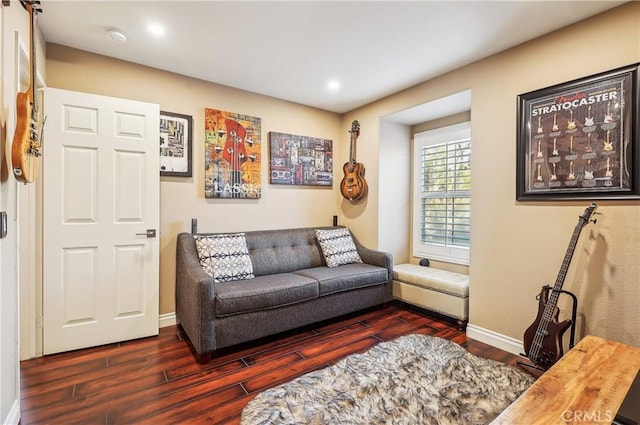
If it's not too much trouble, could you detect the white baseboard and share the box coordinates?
[3,399,20,425]
[466,323,524,356]
[159,312,177,328]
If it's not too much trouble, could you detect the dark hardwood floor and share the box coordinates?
[20,303,523,424]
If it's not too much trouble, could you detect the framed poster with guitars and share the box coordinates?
[12,0,44,184]
[521,203,598,375]
[340,120,367,201]
[516,63,640,200]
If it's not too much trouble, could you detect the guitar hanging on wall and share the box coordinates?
[12,0,45,184]
[522,203,598,374]
[340,120,367,201]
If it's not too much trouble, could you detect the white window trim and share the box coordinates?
[412,122,471,265]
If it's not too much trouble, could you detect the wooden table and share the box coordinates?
[492,335,640,425]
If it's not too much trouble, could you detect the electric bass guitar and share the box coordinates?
[340,120,367,201]
[12,0,44,184]
[522,203,598,373]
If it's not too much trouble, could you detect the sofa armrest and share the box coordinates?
[350,231,393,283]
[175,233,217,357]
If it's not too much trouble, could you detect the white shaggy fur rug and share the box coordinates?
[240,334,534,425]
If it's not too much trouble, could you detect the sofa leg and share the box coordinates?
[197,351,212,364]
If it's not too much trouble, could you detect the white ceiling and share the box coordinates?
[35,1,626,114]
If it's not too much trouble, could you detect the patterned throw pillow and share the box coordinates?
[315,228,363,268]
[193,233,254,282]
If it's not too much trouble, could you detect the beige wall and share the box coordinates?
[45,2,639,349]
[345,2,640,347]
[46,44,343,314]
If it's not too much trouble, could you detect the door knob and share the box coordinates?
[136,229,156,238]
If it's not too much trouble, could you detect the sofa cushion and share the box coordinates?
[245,228,325,276]
[194,233,254,283]
[393,263,469,297]
[315,228,362,267]
[294,263,387,296]
[215,273,319,317]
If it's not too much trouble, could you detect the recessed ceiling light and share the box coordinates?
[105,27,127,44]
[327,80,340,91]
[147,23,166,37]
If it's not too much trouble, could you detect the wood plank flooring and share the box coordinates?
[20,302,523,424]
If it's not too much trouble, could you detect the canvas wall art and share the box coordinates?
[204,108,262,198]
[269,131,333,186]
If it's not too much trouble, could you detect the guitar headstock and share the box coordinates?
[579,202,598,224]
[350,120,360,137]
[20,0,42,14]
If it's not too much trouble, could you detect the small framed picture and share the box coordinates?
[160,111,192,177]
[516,63,639,200]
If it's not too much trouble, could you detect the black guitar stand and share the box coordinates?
[546,285,578,350]
[518,285,579,377]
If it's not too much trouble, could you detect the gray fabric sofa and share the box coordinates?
[176,226,393,363]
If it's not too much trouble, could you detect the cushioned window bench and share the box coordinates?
[392,263,469,330]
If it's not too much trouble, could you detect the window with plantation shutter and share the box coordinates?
[413,122,471,264]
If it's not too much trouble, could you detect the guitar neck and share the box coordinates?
[348,131,356,165]
[351,139,356,163]
[347,120,360,167]
[26,1,37,105]
[550,221,585,293]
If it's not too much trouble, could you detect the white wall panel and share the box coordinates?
[62,247,97,326]
[62,147,97,223]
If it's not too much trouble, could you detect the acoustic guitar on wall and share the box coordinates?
[12,0,45,184]
[340,120,367,201]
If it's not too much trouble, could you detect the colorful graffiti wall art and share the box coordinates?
[204,108,262,199]
[269,132,333,186]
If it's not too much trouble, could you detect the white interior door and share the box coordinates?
[42,87,160,355]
